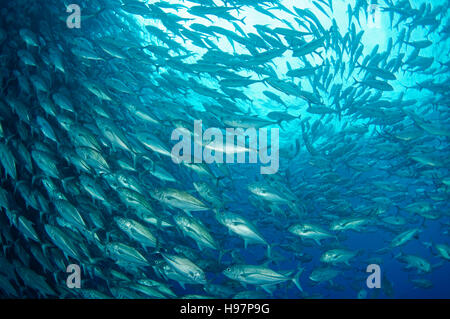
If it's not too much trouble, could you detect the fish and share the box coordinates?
[288,223,335,246]
[174,213,218,250]
[309,267,339,284]
[390,229,421,248]
[151,188,209,214]
[320,249,358,266]
[216,211,271,257]
[395,253,432,274]
[161,253,207,285]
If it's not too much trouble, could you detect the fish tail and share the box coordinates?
[291,268,304,292]
[215,175,226,187]
[61,176,76,193]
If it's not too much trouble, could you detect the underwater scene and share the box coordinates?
[0,0,449,299]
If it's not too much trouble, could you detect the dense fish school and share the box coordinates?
[0,0,449,298]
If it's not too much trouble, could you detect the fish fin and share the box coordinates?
[292,268,304,292]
